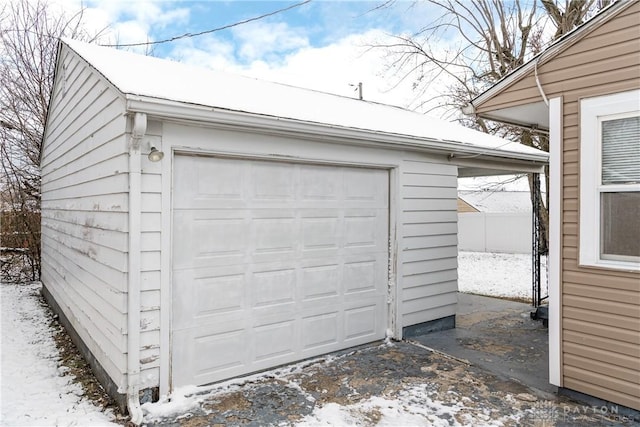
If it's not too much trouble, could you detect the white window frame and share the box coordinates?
[579,89,640,271]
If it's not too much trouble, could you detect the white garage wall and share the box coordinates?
[138,120,164,388]
[400,160,459,327]
[458,212,532,253]
[40,46,129,391]
[147,123,461,392]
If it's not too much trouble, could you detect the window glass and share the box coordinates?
[601,116,640,185]
[600,192,640,260]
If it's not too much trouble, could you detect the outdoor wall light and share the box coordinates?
[148,147,164,162]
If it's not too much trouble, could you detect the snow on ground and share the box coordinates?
[458,251,548,301]
[142,345,528,427]
[297,385,520,427]
[0,282,118,427]
[1,252,541,426]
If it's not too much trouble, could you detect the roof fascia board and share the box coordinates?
[471,1,630,109]
[454,156,545,174]
[125,95,549,168]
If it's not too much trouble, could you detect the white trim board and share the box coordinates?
[548,97,562,387]
[579,89,640,272]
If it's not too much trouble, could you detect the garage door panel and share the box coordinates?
[302,312,340,350]
[300,165,341,200]
[343,260,377,293]
[345,254,388,292]
[344,305,379,341]
[173,211,247,269]
[301,216,339,251]
[172,269,246,329]
[193,273,245,317]
[173,157,245,208]
[301,264,340,301]
[250,268,296,308]
[172,327,248,382]
[192,330,248,380]
[344,216,378,247]
[251,162,296,201]
[253,217,296,255]
[172,156,389,388]
[253,320,297,361]
[344,168,387,202]
[173,266,253,326]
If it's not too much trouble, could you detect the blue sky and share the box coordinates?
[57,0,458,112]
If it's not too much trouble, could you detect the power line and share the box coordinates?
[100,0,312,48]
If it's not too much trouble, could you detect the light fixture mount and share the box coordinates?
[148,147,164,162]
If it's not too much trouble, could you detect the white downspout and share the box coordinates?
[127,112,146,425]
[534,58,549,107]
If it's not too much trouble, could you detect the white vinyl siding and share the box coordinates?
[140,121,167,389]
[138,120,164,388]
[400,160,458,327]
[40,47,129,388]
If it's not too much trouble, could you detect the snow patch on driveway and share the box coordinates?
[298,384,522,426]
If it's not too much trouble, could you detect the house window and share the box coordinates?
[580,90,640,270]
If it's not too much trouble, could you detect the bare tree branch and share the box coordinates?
[369,0,608,252]
[0,0,99,281]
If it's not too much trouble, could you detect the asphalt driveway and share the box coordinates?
[140,293,638,426]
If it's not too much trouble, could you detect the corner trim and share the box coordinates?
[548,96,562,387]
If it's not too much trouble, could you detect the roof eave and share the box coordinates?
[475,110,550,133]
[125,94,548,172]
[469,0,631,112]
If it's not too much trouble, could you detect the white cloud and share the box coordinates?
[232,21,309,63]
[52,1,460,117]
[235,30,456,116]
[54,0,189,52]
[166,29,429,111]
[168,35,237,70]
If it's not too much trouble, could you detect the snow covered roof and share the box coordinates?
[459,191,534,213]
[60,38,548,168]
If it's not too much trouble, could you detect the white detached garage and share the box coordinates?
[40,38,547,420]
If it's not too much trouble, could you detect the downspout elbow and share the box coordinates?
[128,393,143,426]
[461,103,475,116]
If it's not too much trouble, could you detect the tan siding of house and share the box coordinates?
[475,2,640,411]
[457,198,479,213]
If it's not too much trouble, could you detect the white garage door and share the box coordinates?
[171,155,389,388]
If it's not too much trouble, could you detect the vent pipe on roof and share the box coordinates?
[350,82,363,100]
